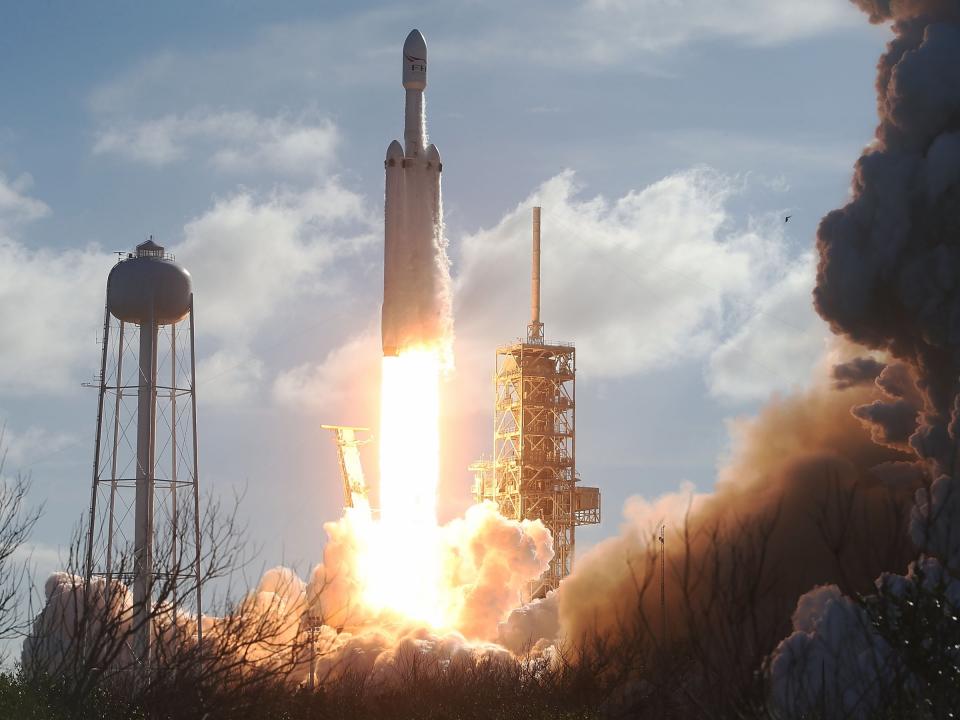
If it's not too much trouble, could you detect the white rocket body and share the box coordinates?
[382,29,444,357]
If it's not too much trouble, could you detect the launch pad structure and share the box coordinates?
[473,208,601,599]
[321,425,371,509]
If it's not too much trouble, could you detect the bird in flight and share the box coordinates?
[785,215,792,223]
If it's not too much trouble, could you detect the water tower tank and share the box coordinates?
[107,239,192,325]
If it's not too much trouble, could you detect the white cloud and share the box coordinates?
[648,128,863,176]
[0,172,49,230]
[0,422,77,467]
[196,349,264,406]
[86,1,864,120]
[455,168,794,380]
[0,106,377,412]
[577,0,861,57]
[11,541,61,576]
[0,168,110,400]
[0,129,374,400]
[93,110,339,176]
[272,332,380,423]
[288,168,824,424]
[172,180,375,347]
[0,237,109,394]
[705,252,830,402]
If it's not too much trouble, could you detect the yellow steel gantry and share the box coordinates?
[320,425,371,508]
[472,207,600,599]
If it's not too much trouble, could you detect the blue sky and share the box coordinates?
[0,1,891,588]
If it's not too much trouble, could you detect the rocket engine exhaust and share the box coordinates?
[382,29,447,357]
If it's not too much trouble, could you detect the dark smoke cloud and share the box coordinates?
[849,361,923,448]
[831,356,886,389]
[852,397,918,446]
[815,0,960,563]
[852,0,959,24]
[767,4,960,712]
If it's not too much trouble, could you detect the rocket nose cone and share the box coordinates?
[385,140,404,165]
[404,29,427,58]
[403,29,427,90]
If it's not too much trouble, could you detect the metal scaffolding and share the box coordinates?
[473,207,600,599]
[320,425,371,509]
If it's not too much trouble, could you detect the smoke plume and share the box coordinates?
[551,354,917,647]
[763,1,960,713]
[814,0,960,564]
[24,503,551,686]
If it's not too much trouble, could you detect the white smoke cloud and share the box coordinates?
[24,503,552,683]
[769,557,960,719]
[497,591,560,654]
[93,110,339,176]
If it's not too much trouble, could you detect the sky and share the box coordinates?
[0,1,892,594]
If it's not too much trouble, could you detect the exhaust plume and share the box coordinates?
[766,2,960,714]
[550,355,918,649]
[814,0,960,564]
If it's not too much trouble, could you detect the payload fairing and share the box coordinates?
[382,29,445,357]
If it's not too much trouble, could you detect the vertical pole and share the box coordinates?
[309,629,316,690]
[659,522,666,649]
[189,297,203,648]
[170,323,178,611]
[106,321,125,587]
[84,298,112,584]
[527,207,544,344]
[531,207,541,326]
[133,306,158,670]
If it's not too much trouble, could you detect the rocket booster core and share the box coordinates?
[382,29,444,358]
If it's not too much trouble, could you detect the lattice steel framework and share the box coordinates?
[83,276,202,668]
[473,207,599,599]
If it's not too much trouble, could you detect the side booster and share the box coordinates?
[382,29,443,357]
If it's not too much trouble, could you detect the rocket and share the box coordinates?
[382,29,444,357]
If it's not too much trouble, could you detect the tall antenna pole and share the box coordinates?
[527,206,544,344]
[658,521,666,650]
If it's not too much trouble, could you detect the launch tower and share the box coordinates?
[473,209,600,599]
[83,238,202,671]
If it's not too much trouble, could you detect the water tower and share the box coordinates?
[83,238,202,670]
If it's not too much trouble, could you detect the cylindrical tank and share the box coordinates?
[107,239,192,325]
